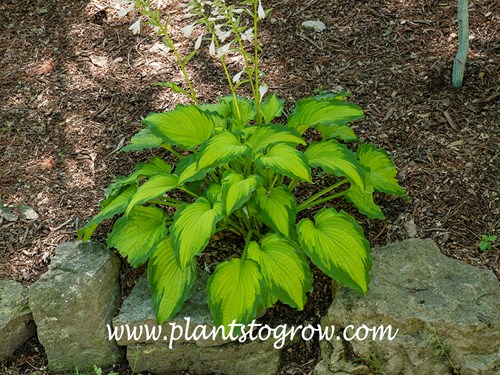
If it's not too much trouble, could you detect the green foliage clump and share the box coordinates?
[78,0,406,331]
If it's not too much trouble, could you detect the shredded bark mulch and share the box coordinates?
[1,0,498,374]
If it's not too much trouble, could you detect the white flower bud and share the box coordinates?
[128,19,141,34]
[241,28,254,42]
[217,42,232,57]
[259,84,268,101]
[181,23,196,37]
[258,1,266,20]
[194,34,203,50]
[232,70,244,83]
[209,36,216,56]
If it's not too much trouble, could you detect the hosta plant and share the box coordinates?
[79,0,406,332]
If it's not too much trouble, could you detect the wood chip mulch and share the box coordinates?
[1,0,498,374]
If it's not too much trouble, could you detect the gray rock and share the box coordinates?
[28,242,123,371]
[128,340,280,375]
[115,274,281,375]
[315,239,500,375]
[0,280,35,362]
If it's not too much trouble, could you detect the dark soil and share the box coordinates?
[1,0,498,374]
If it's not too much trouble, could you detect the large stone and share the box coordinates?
[114,275,281,375]
[315,239,500,375]
[28,242,123,371]
[0,280,35,362]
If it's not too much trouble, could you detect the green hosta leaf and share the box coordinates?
[305,141,365,189]
[297,208,371,294]
[221,96,256,129]
[247,234,312,309]
[108,206,167,267]
[221,171,260,216]
[197,132,250,170]
[356,144,406,197]
[315,123,358,142]
[202,100,231,118]
[345,185,385,219]
[254,186,296,238]
[125,174,179,215]
[105,157,171,198]
[175,154,211,185]
[148,237,197,324]
[122,128,165,152]
[313,91,351,101]
[260,94,284,124]
[78,185,137,242]
[245,125,306,152]
[288,97,364,135]
[207,257,264,330]
[171,198,223,269]
[205,184,222,205]
[256,144,311,182]
[261,289,278,309]
[144,105,215,149]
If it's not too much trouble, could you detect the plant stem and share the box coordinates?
[226,221,247,238]
[140,1,199,105]
[179,186,199,198]
[288,179,298,191]
[228,17,256,95]
[253,0,262,124]
[162,30,199,105]
[162,144,182,159]
[242,229,254,260]
[297,179,348,211]
[297,191,347,212]
[270,173,279,189]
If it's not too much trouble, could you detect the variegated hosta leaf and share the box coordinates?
[122,128,164,152]
[202,100,231,119]
[104,157,171,198]
[261,288,278,309]
[171,198,223,269]
[247,234,312,309]
[144,105,215,149]
[148,237,197,324]
[256,144,312,182]
[356,144,406,197]
[221,96,256,129]
[315,123,358,142]
[288,97,364,135]
[260,94,285,124]
[207,257,264,331]
[201,101,230,131]
[205,183,222,205]
[297,208,371,293]
[345,185,385,219]
[78,185,137,242]
[245,124,306,153]
[197,131,250,170]
[221,170,260,216]
[305,141,365,190]
[254,186,296,238]
[175,154,210,185]
[107,206,167,268]
[125,174,179,215]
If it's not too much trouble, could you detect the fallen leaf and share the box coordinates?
[90,55,108,68]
